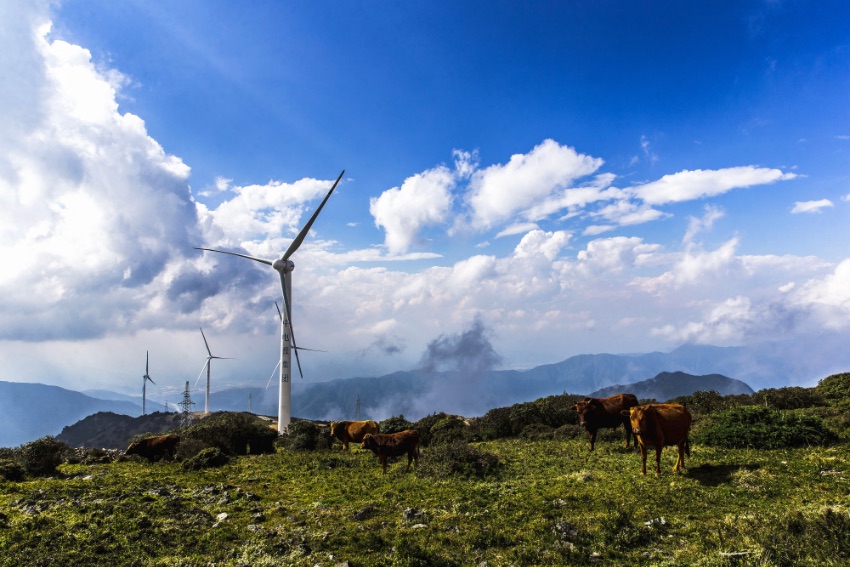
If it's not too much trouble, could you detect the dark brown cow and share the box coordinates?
[124,433,180,462]
[622,404,692,475]
[574,393,639,451]
[329,420,380,451]
[360,430,420,474]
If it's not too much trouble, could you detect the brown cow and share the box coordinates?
[329,420,380,451]
[124,433,180,462]
[622,404,692,475]
[360,430,420,474]
[574,393,639,451]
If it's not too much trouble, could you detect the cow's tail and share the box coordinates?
[685,438,691,457]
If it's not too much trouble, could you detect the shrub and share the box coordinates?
[175,437,209,461]
[19,436,69,476]
[695,406,837,449]
[752,387,826,410]
[816,372,850,403]
[379,414,414,434]
[182,447,229,470]
[668,390,729,415]
[475,407,513,440]
[554,423,586,440]
[280,420,323,451]
[0,458,25,481]
[181,412,278,456]
[413,413,468,446]
[521,423,555,440]
[415,442,500,479]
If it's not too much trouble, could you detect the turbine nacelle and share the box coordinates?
[272,259,295,272]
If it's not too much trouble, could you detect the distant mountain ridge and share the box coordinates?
[0,381,142,447]
[589,371,754,400]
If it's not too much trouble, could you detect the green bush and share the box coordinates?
[816,372,850,403]
[413,413,468,446]
[19,436,69,476]
[521,423,555,440]
[695,406,837,449]
[752,387,826,410]
[668,390,733,415]
[181,412,278,456]
[475,406,513,440]
[280,420,323,451]
[379,414,414,434]
[0,458,25,481]
[473,395,579,440]
[182,447,230,470]
[415,442,500,479]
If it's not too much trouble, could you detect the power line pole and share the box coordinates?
[178,381,195,427]
[355,394,361,420]
[248,390,253,414]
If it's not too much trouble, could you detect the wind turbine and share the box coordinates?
[195,169,344,433]
[142,351,155,415]
[196,327,232,415]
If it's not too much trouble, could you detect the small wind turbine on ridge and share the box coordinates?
[142,351,155,415]
[195,327,232,415]
[195,169,343,433]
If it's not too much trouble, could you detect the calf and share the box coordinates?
[330,420,380,451]
[622,404,692,475]
[124,433,180,462]
[360,430,420,474]
[574,393,639,451]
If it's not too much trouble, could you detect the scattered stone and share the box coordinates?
[353,506,376,521]
[590,551,603,561]
[553,521,579,542]
[252,512,266,522]
[411,523,427,529]
[645,517,667,528]
[403,507,425,522]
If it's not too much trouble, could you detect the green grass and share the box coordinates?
[2,435,849,566]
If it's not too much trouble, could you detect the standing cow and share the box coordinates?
[622,404,692,475]
[574,393,639,451]
[329,420,380,451]
[124,434,180,462]
[360,430,420,474]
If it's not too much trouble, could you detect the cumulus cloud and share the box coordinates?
[791,199,833,214]
[369,165,454,255]
[465,139,604,230]
[683,205,725,245]
[632,166,796,205]
[0,5,201,340]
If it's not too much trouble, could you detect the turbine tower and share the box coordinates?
[195,170,343,433]
[142,351,155,415]
[196,327,232,415]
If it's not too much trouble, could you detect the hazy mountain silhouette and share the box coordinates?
[589,371,754,400]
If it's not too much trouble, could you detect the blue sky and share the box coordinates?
[1,1,849,404]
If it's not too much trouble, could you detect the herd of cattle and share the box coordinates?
[124,394,692,476]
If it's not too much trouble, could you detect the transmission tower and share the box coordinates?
[248,390,253,414]
[354,394,361,420]
[178,381,195,427]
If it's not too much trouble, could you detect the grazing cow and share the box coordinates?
[360,430,420,474]
[124,433,180,462]
[574,393,639,451]
[329,420,380,451]
[621,404,692,475]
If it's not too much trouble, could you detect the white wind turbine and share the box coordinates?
[196,170,344,433]
[195,327,232,415]
[142,351,155,415]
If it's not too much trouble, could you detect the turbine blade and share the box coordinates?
[194,360,210,387]
[210,356,233,360]
[293,346,327,353]
[282,170,344,261]
[274,301,282,320]
[195,247,274,266]
[293,340,304,379]
[146,350,149,374]
[265,360,281,389]
[200,327,212,356]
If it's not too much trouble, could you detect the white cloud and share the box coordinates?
[683,205,725,245]
[791,199,833,214]
[843,193,850,202]
[369,165,454,255]
[466,139,603,230]
[632,166,796,205]
[495,222,540,238]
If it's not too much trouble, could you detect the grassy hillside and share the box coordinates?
[1,436,849,565]
[2,378,850,565]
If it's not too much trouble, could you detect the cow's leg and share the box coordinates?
[342,440,349,452]
[623,422,632,448]
[655,446,662,475]
[588,430,596,451]
[675,443,685,472]
[381,455,387,474]
[407,451,413,471]
[640,445,647,475]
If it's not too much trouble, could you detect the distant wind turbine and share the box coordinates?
[196,170,344,432]
[142,351,155,415]
[195,327,232,415]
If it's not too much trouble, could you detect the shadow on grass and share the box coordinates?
[687,463,761,486]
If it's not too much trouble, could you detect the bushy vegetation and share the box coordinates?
[18,436,69,476]
[474,393,580,440]
[181,447,230,470]
[279,420,325,451]
[180,412,278,456]
[413,413,469,446]
[695,405,837,449]
[0,458,25,481]
[752,386,827,410]
[414,442,500,479]
[379,414,414,434]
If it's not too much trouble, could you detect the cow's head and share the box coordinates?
[360,433,377,452]
[621,405,653,436]
[329,422,340,437]
[124,441,140,456]
[574,397,598,426]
